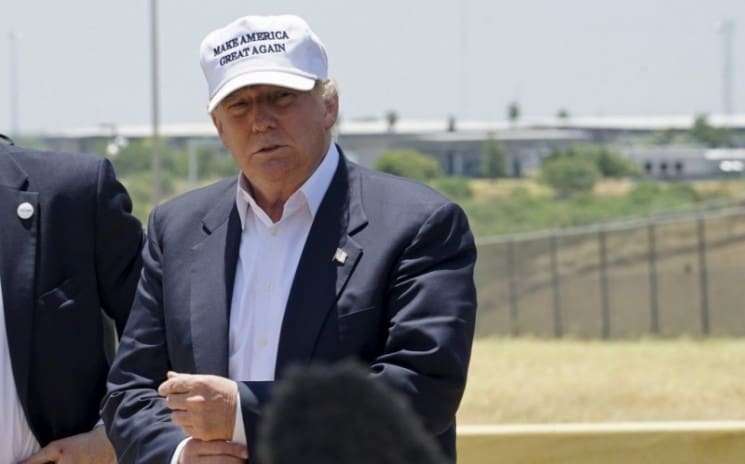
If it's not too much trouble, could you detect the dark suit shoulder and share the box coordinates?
[350,162,454,225]
[149,176,237,239]
[6,146,105,192]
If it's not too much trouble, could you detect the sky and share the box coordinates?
[1,0,744,133]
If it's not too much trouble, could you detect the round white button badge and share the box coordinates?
[17,202,34,220]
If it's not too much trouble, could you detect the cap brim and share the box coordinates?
[207,71,316,113]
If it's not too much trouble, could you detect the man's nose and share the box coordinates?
[251,101,276,132]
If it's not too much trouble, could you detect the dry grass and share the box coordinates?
[469,178,745,202]
[458,337,745,425]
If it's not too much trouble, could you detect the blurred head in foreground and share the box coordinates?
[258,362,448,464]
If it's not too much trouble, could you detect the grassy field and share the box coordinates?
[460,178,745,237]
[458,337,745,425]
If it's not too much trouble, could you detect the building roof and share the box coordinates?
[38,113,745,139]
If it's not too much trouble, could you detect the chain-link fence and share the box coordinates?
[474,207,745,338]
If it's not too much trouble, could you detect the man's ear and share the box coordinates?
[211,111,224,137]
[323,94,339,130]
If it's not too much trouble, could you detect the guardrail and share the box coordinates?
[457,422,745,463]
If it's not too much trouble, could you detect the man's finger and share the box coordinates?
[166,392,192,410]
[21,444,62,464]
[193,440,249,459]
[159,375,194,396]
[171,410,194,428]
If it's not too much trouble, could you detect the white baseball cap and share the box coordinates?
[200,15,328,113]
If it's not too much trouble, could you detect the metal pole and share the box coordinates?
[719,19,735,115]
[9,32,19,137]
[150,0,162,203]
[550,234,563,338]
[458,0,468,118]
[598,229,611,339]
[647,223,660,335]
[697,217,710,335]
[507,240,519,336]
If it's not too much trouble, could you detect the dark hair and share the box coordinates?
[258,362,448,464]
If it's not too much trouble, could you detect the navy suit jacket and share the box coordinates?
[103,151,477,463]
[0,142,143,446]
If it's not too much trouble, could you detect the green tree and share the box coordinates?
[108,139,188,178]
[541,156,600,197]
[548,145,639,178]
[375,150,442,181]
[690,113,732,147]
[507,101,520,124]
[385,110,399,132]
[480,138,507,178]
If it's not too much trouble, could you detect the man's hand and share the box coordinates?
[178,439,248,464]
[21,425,115,464]
[159,371,239,441]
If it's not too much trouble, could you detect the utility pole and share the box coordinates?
[719,19,735,115]
[458,0,468,120]
[9,32,20,137]
[150,0,162,203]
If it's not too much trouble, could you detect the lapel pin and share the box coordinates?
[17,202,34,220]
[333,248,348,264]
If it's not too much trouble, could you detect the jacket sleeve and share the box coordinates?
[370,201,477,435]
[102,207,187,464]
[93,158,144,335]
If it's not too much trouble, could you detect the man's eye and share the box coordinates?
[274,92,296,105]
[228,101,249,113]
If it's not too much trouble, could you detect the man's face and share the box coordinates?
[211,83,338,191]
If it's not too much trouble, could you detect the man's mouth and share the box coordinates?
[255,144,283,155]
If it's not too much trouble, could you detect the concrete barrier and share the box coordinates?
[457,422,745,463]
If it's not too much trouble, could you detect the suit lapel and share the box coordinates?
[0,150,38,414]
[189,183,241,376]
[276,155,368,375]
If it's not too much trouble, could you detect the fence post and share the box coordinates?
[507,239,519,336]
[598,229,611,339]
[550,234,563,338]
[647,222,660,335]
[697,217,710,336]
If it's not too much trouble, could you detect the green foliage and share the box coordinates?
[541,156,600,197]
[690,114,732,148]
[480,138,507,178]
[374,150,442,181]
[108,140,188,178]
[460,180,724,237]
[429,177,473,200]
[548,144,640,178]
[120,172,176,222]
[507,101,520,123]
[196,147,238,178]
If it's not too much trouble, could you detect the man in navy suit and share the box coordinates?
[103,15,477,464]
[0,136,143,463]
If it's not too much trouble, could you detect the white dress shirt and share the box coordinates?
[171,144,339,462]
[0,275,41,462]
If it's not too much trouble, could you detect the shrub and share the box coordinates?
[429,177,473,200]
[541,156,600,197]
[375,150,442,181]
[480,139,507,178]
[548,145,640,178]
